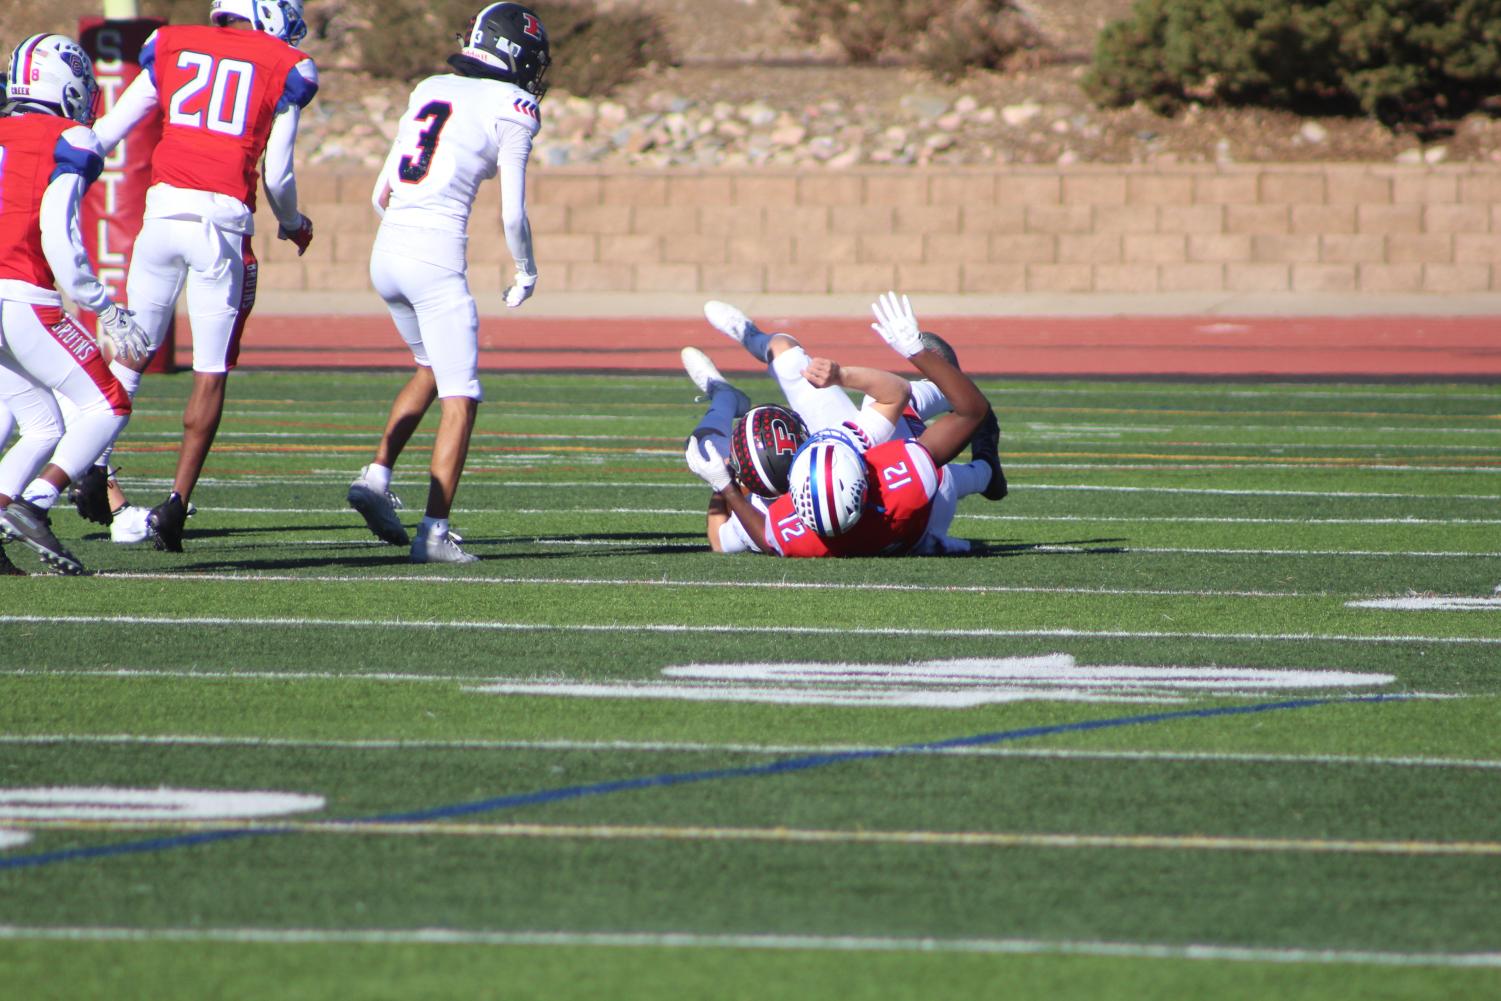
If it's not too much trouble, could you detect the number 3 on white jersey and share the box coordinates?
[168,51,255,136]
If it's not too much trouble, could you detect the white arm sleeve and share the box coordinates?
[91,71,159,155]
[262,106,303,232]
[496,119,536,275]
[39,174,111,313]
[370,143,399,219]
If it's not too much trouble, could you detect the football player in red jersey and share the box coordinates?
[0,34,151,574]
[685,292,1005,558]
[78,0,317,552]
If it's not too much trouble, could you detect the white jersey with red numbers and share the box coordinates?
[139,24,316,207]
[763,438,942,558]
[0,113,107,308]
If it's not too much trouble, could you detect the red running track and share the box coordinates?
[204,313,1501,380]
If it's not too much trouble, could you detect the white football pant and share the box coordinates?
[127,215,257,374]
[0,299,130,493]
[370,241,482,401]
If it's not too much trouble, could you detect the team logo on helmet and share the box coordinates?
[730,405,808,498]
[448,3,551,97]
[788,429,869,539]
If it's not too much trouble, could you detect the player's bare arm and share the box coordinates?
[802,357,912,429]
[870,291,990,468]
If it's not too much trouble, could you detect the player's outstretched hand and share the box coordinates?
[870,290,923,358]
[685,435,733,493]
[278,214,314,256]
[504,270,538,308]
[97,303,150,364]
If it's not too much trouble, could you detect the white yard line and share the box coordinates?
[0,616,1496,646]
[89,571,1308,599]
[104,475,1501,501]
[129,506,1501,526]
[3,733,1497,771]
[0,924,1494,968]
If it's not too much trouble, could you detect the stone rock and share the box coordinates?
[1001,101,1042,127]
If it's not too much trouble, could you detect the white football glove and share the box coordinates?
[97,303,150,364]
[870,290,924,358]
[504,269,538,308]
[685,435,733,493]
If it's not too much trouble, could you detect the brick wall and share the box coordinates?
[255,163,1501,295]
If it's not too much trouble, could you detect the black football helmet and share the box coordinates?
[448,2,551,97]
[730,405,809,499]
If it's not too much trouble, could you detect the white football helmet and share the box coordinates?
[788,430,869,539]
[6,34,100,125]
[210,0,308,45]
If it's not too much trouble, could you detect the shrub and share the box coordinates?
[1085,0,1501,126]
[786,0,1043,78]
[352,0,671,96]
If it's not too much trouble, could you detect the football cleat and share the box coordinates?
[68,464,114,526]
[348,468,410,546]
[109,504,152,544]
[410,528,478,564]
[787,429,868,538]
[703,300,760,345]
[680,347,751,415]
[0,543,27,576]
[0,499,84,575]
[969,409,1008,501]
[730,404,808,498]
[918,330,961,369]
[146,492,188,552]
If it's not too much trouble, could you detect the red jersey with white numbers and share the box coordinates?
[0,114,104,290]
[141,25,316,206]
[764,439,941,558]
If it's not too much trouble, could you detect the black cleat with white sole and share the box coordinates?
[147,492,188,552]
[0,499,84,574]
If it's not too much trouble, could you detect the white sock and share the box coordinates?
[418,515,448,538]
[21,480,61,510]
[363,463,393,492]
[947,460,992,499]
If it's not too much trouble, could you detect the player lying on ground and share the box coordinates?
[67,0,317,552]
[345,2,549,564]
[683,293,1006,557]
[0,34,151,575]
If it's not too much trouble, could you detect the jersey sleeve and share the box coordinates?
[138,29,160,83]
[51,126,105,185]
[275,58,319,114]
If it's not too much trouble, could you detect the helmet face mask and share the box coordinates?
[730,405,808,499]
[787,430,869,539]
[6,34,100,125]
[448,2,551,97]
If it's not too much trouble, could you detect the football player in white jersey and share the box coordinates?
[345,2,548,564]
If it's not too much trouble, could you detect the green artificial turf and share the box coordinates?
[1,370,1498,999]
